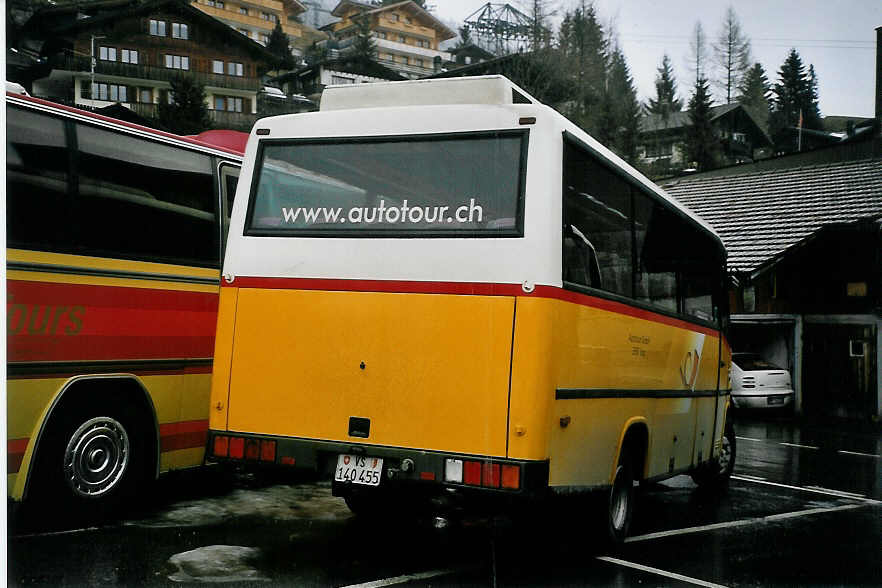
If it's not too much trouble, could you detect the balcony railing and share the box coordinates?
[50,55,262,92]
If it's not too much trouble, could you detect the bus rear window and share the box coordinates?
[245,131,527,237]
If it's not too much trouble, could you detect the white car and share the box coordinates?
[730,352,794,409]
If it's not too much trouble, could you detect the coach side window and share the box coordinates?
[563,140,633,297]
[6,107,73,252]
[73,123,219,267]
[633,195,678,313]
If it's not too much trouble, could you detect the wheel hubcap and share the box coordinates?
[64,417,129,498]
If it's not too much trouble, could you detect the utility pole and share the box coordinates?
[90,34,106,102]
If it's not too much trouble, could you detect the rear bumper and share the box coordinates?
[731,390,794,409]
[207,430,550,497]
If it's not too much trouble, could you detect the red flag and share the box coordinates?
[798,109,804,129]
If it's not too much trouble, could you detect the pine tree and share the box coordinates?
[266,22,295,70]
[600,45,641,164]
[685,77,720,171]
[351,14,377,63]
[737,62,772,134]
[157,75,212,135]
[558,2,606,133]
[769,48,822,152]
[712,6,751,103]
[646,54,682,118]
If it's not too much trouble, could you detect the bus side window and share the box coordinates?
[563,224,602,289]
[6,107,73,252]
[73,124,219,268]
[562,141,633,297]
[634,196,678,313]
[220,164,240,256]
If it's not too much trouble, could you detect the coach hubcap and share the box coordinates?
[64,417,130,498]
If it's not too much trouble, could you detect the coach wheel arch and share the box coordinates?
[24,375,160,503]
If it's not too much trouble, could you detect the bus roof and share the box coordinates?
[319,75,539,111]
[6,92,245,157]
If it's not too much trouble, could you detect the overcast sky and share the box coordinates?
[431,0,879,118]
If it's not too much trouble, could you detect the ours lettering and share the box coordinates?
[7,294,84,336]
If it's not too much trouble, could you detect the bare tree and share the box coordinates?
[713,6,751,104]
[687,21,708,87]
[524,0,557,51]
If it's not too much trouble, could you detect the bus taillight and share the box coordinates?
[213,435,230,457]
[445,459,521,490]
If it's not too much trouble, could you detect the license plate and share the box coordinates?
[768,396,785,405]
[335,454,383,486]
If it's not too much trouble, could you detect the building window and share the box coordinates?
[389,13,399,21]
[398,34,406,43]
[239,28,250,37]
[401,55,409,64]
[644,142,673,158]
[215,96,243,112]
[405,17,412,24]
[121,49,138,64]
[149,19,166,36]
[139,89,152,103]
[261,11,272,20]
[98,46,117,61]
[172,23,189,39]
[91,83,127,102]
[165,54,190,70]
[238,6,247,15]
[207,0,225,8]
[227,62,243,76]
[417,39,429,48]
[212,60,224,74]
[259,33,270,45]
[415,58,423,67]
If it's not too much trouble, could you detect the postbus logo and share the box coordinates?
[680,349,701,389]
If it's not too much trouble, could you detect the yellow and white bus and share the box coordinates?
[6,92,244,517]
[207,76,734,542]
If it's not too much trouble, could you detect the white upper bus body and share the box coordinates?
[224,75,723,286]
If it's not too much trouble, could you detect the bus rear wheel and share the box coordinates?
[30,398,148,523]
[605,449,636,544]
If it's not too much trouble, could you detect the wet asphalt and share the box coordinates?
[7,414,882,587]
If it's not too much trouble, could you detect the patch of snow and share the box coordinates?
[168,545,269,583]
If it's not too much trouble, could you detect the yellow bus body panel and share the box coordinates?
[209,286,240,432]
[224,288,515,457]
[508,296,720,487]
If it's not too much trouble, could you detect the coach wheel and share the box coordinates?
[64,416,130,498]
[606,449,636,544]
[31,397,149,521]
